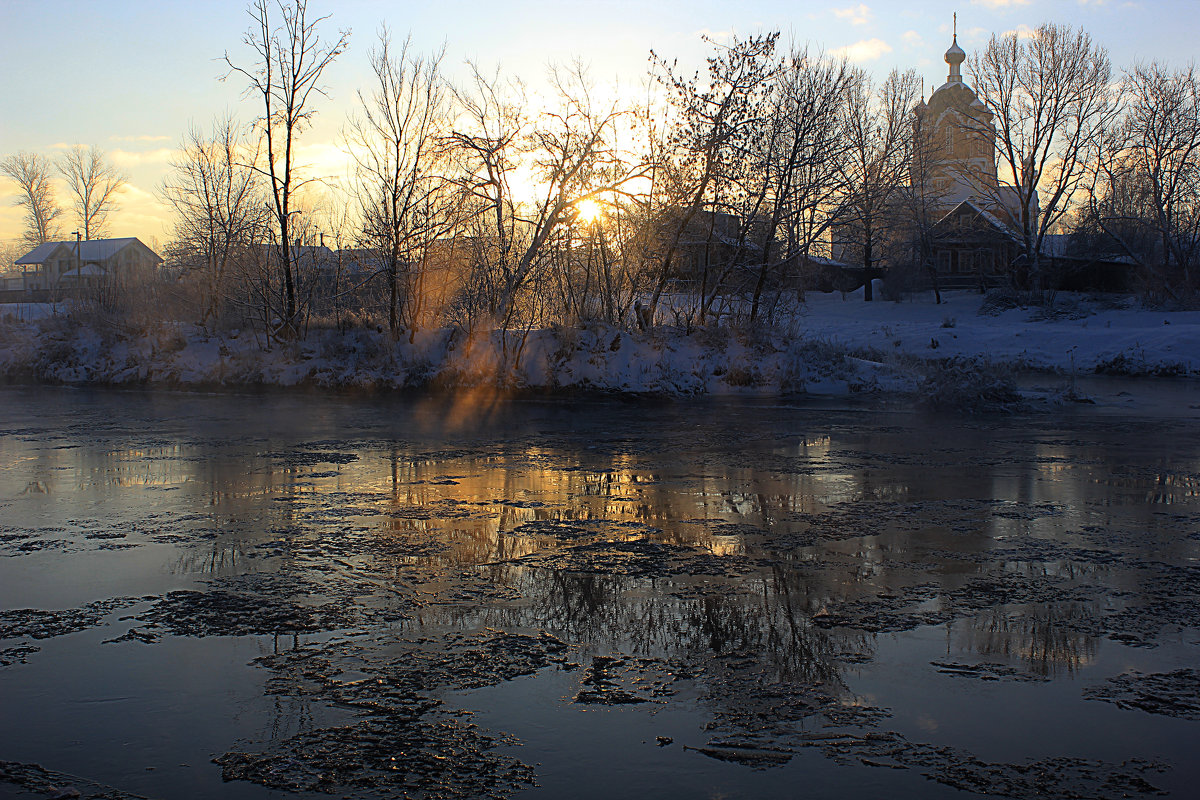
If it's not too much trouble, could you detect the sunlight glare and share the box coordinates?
[575,198,603,225]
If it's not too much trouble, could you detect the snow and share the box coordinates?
[0,290,1196,408]
[798,289,1199,375]
[0,303,57,322]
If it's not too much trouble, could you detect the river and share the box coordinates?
[1,385,1198,799]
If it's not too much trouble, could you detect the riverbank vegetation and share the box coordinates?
[2,2,1199,403]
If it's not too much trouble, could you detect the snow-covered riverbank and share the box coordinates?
[1,290,1196,403]
[798,289,1199,376]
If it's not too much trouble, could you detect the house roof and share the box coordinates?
[1041,233,1136,265]
[934,199,1023,244]
[15,237,159,265]
[13,242,63,265]
[803,254,855,270]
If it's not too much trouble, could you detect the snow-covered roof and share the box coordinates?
[13,242,62,265]
[1041,234,1136,265]
[934,199,1023,243]
[804,254,855,269]
[15,237,158,265]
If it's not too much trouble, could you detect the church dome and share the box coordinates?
[944,32,966,84]
[945,37,965,68]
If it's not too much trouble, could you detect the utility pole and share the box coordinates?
[72,230,81,290]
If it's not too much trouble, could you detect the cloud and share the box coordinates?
[110,148,178,168]
[902,30,924,48]
[833,4,873,25]
[971,0,1031,7]
[116,182,158,202]
[108,182,173,241]
[109,135,172,144]
[1002,24,1039,39]
[832,38,893,62]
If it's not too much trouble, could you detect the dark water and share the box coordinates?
[1,386,1198,799]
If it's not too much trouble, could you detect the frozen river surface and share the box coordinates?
[1,386,1198,799]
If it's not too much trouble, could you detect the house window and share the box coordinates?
[938,252,951,274]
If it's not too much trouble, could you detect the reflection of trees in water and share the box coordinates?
[15,394,1200,799]
[436,562,870,688]
[69,402,1191,697]
[169,430,1128,694]
[956,601,1099,676]
[169,543,246,578]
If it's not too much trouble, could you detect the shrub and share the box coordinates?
[979,289,1021,316]
[722,366,758,387]
[918,357,1022,412]
[1094,351,1188,377]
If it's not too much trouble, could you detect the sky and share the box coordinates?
[1,0,1198,252]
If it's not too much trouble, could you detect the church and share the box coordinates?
[910,24,1031,289]
[828,24,1037,293]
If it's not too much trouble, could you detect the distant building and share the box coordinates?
[911,32,1029,228]
[830,26,1040,292]
[924,200,1023,289]
[665,210,760,284]
[1039,233,1135,293]
[13,237,162,294]
[911,28,1034,288]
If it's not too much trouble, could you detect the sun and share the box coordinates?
[574,198,603,225]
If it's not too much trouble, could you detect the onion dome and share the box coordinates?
[945,35,965,83]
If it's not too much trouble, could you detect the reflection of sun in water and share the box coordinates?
[575,198,603,224]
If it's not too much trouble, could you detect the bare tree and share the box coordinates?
[160,117,266,324]
[836,68,920,301]
[1,152,63,246]
[57,145,125,240]
[224,0,349,334]
[346,29,451,339]
[971,23,1118,288]
[0,240,22,275]
[901,91,952,302]
[1091,63,1200,297]
[747,47,853,320]
[645,33,780,321]
[449,62,645,334]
